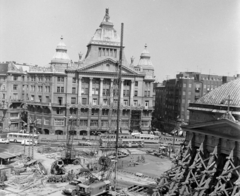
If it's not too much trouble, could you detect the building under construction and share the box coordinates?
[153,77,240,196]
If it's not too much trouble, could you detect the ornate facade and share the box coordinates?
[0,9,155,136]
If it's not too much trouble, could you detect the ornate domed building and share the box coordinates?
[2,9,155,136]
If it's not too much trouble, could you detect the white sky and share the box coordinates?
[0,0,240,81]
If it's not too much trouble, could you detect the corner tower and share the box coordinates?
[51,36,71,72]
[137,44,154,77]
[83,9,128,65]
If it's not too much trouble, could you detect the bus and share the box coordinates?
[131,133,159,144]
[100,133,144,148]
[7,133,39,144]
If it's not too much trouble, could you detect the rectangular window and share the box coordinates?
[113,99,118,106]
[38,86,43,92]
[46,76,51,82]
[44,119,50,125]
[135,81,138,87]
[54,119,64,126]
[38,96,42,102]
[147,91,150,97]
[72,87,76,94]
[124,100,128,106]
[145,101,149,107]
[13,84,18,90]
[80,120,88,127]
[101,120,109,127]
[10,113,18,119]
[113,89,118,96]
[57,77,64,82]
[46,96,50,102]
[37,119,42,124]
[81,88,88,95]
[72,77,76,83]
[92,88,99,95]
[134,100,138,106]
[92,98,98,105]
[82,98,87,105]
[144,91,147,97]
[58,97,62,105]
[90,120,98,127]
[45,86,50,92]
[57,87,60,93]
[61,87,64,93]
[71,97,76,104]
[103,99,108,105]
[102,110,109,116]
[31,95,35,101]
[13,76,18,81]
[134,90,138,96]
[69,108,76,115]
[56,108,63,114]
[2,94,5,99]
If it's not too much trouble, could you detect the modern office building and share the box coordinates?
[153,72,236,132]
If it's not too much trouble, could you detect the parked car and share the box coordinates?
[0,138,9,144]
[21,140,37,146]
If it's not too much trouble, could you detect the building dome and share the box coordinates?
[51,36,70,64]
[195,77,240,106]
[138,44,154,70]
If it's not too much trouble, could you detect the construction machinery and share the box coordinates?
[50,117,81,176]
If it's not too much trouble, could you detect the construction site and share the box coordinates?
[0,137,174,196]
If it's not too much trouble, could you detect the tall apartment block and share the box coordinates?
[0,9,155,136]
[154,72,237,132]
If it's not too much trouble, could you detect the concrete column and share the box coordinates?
[34,75,37,102]
[110,79,114,105]
[120,80,124,105]
[78,77,82,105]
[99,78,103,105]
[130,80,134,106]
[89,78,93,104]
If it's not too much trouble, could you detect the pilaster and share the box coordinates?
[99,78,103,105]
[130,80,134,106]
[89,78,93,104]
[78,77,82,104]
[110,79,114,104]
[120,80,124,105]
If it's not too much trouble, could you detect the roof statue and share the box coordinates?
[78,52,83,61]
[104,8,110,22]
[129,56,135,68]
[131,56,134,64]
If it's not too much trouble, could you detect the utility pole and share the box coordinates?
[114,22,124,191]
[28,115,31,158]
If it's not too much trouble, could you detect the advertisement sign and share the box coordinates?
[160,135,185,145]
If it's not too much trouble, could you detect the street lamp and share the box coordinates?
[172,118,183,154]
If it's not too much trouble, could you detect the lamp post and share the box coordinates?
[172,118,183,154]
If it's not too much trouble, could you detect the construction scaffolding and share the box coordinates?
[153,139,240,196]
